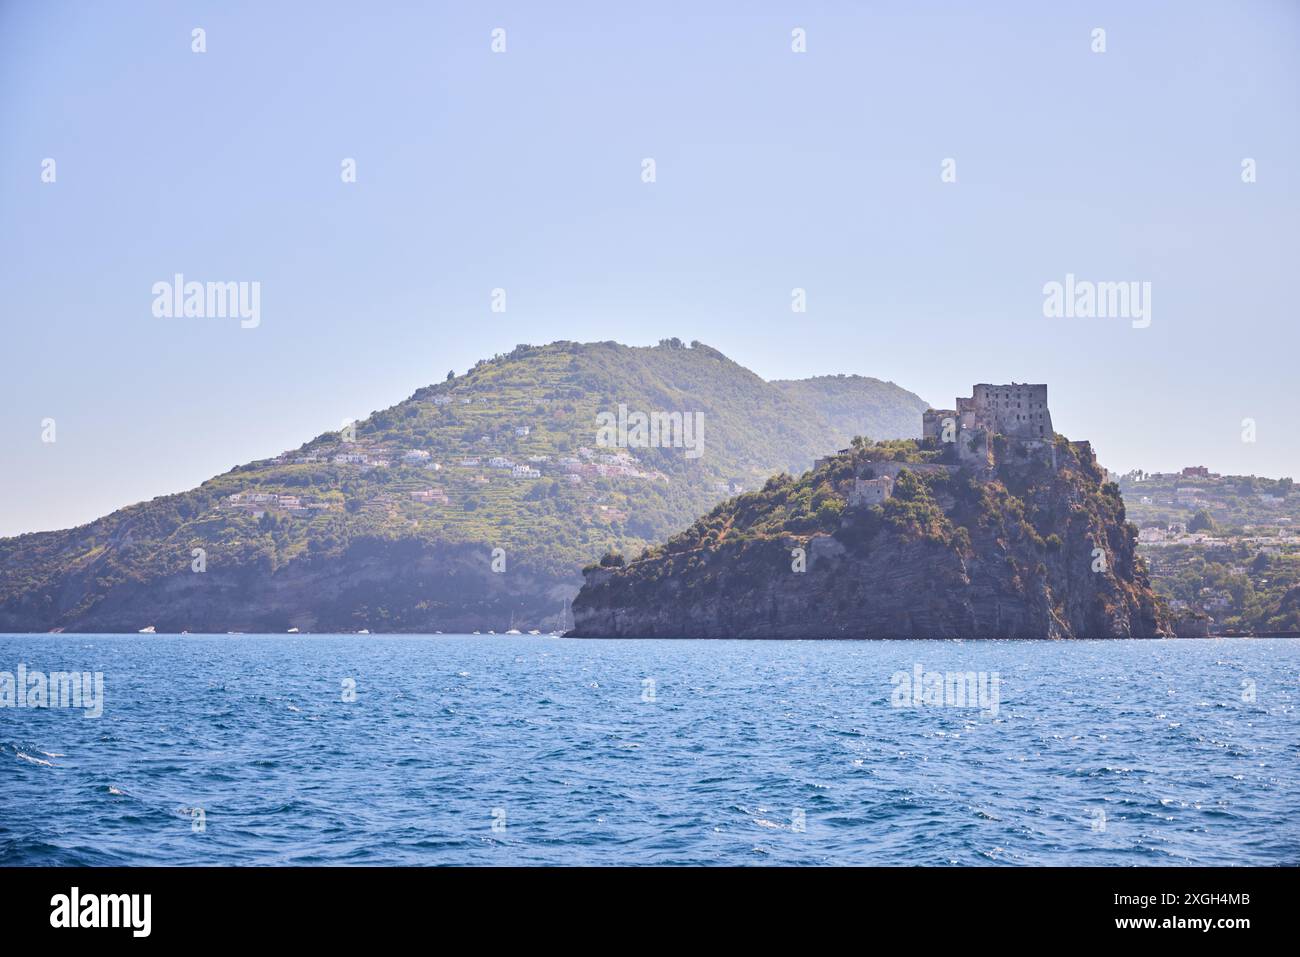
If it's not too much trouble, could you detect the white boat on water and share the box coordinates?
[472,630,481,635]
[287,627,299,634]
[528,629,541,636]
[357,629,370,635]
[505,629,522,635]
[138,626,156,634]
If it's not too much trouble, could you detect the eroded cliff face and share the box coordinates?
[569,438,1169,639]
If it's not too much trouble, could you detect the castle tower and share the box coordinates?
[922,409,957,441]
[968,383,1052,438]
[923,383,1054,462]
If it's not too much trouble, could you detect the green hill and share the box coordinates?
[0,339,928,634]
[772,375,928,447]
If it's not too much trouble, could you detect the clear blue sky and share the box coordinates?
[2,0,1297,537]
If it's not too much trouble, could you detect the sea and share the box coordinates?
[1,634,1296,866]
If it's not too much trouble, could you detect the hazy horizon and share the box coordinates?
[4,0,1298,537]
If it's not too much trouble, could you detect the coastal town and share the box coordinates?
[1118,467,1299,634]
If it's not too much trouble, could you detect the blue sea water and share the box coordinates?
[1,634,1297,866]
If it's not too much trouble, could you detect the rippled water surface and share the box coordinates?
[1,635,1297,865]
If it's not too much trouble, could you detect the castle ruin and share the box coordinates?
[848,475,894,507]
[835,383,1058,507]
[924,383,1052,442]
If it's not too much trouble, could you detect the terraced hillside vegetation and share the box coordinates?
[0,339,928,633]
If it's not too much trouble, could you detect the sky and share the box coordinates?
[2,0,1298,537]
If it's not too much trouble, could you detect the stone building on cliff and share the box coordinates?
[923,384,1055,468]
[838,383,1058,500]
[925,383,1052,442]
[848,475,894,506]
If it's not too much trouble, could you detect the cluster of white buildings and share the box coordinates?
[282,444,393,469]
[1137,522,1187,544]
[1138,526,1231,548]
[1137,521,1300,551]
[439,444,662,484]
[224,492,332,516]
[258,398,672,516]
[563,446,660,481]
[283,442,451,472]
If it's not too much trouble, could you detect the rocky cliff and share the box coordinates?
[569,435,1170,639]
